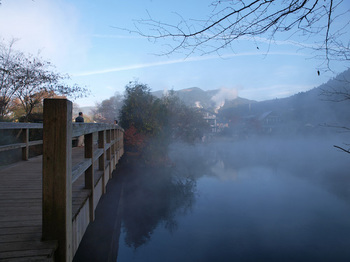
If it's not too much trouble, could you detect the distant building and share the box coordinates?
[203,113,217,133]
[258,111,282,133]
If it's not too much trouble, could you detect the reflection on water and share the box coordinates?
[74,136,350,262]
[121,165,196,249]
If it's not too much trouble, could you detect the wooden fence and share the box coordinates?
[0,122,43,161]
[0,98,124,261]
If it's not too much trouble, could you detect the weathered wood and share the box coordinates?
[0,140,43,152]
[1,256,53,262]
[72,158,92,183]
[106,130,112,180]
[0,148,123,262]
[22,128,29,160]
[0,103,124,262]
[72,123,123,137]
[111,129,116,168]
[0,240,57,252]
[42,99,73,262]
[0,232,42,243]
[98,130,106,194]
[93,148,104,162]
[0,122,43,129]
[84,133,94,222]
[0,246,56,260]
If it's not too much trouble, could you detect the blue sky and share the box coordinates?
[0,0,349,107]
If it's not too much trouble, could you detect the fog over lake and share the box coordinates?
[74,134,350,262]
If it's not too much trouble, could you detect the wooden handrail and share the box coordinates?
[0,122,43,161]
[0,100,125,262]
[0,122,43,129]
[72,122,123,137]
[40,98,124,261]
[0,140,43,152]
[0,121,123,161]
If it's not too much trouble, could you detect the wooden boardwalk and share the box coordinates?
[0,99,124,261]
[0,147,99,261]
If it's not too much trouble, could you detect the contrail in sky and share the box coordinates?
[73,52,307,77]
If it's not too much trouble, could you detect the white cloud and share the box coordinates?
[0,0,90,69]
[91,34,143,39]
[73,52,307,77]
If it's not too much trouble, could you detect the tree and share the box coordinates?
[0,39,89,121]
[119,81,163,135]
[127,0,349,66]
[119,81,164,154]
[0,39,23,117]
[119,82,209,163]
[161,90,210,143]
[93,93,123,123]
[319,69,350,154]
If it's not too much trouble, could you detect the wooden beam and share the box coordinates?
[84,133,94,222]
[98,131,106,194]
[72,123,122,137]
[0,122,42,129]
[22,128,29,161]
[42,98,73,262]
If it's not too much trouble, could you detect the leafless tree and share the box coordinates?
[0,39,89,120]
[320,74,350,102]
[320,70,350,153]
[126,0,349,66]
[0,39,23,117]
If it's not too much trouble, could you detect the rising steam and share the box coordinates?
[211,88,238,112]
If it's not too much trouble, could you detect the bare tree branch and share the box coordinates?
[334,145,350,154]
[120,0,350,64]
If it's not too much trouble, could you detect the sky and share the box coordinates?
[0,0,349,107]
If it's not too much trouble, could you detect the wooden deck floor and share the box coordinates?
[0,147,91,262]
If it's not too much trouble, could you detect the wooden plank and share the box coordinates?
[22,128,29,160]
[42,98,72,262]
[0,232,42,243]
[72,158,92,183]
[72,123,121,137]
[0,143,25,152]
[0,117,124,262]
[0,122,43,130]
[0,226,41,236]
[1,257,53,262]
[0,220,41,228]
[93,148,104,162]
[0,140,42,153]
[84,133,94,222]
[0,240,57,252]
[0,248,55,260]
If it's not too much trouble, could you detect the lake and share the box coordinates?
[74,135,350,262]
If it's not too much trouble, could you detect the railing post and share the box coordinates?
[42,98,73,262]
[116,129,120,162]
[84,133,95,222]
[106,129,112,179]
[111,128,116,168]
[22,128,29,160]
[98,130,106,193]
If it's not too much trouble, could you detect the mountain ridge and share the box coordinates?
[152,87,256,112]
[151,69,350,115]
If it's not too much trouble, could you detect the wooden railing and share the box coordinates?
[0,122,43,161]
[0,98,124,261]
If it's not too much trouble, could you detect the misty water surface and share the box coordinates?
[74,135,350,262]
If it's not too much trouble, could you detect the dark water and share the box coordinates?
[74,136,350,262]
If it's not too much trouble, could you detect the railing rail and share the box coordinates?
[0,122,43,160]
